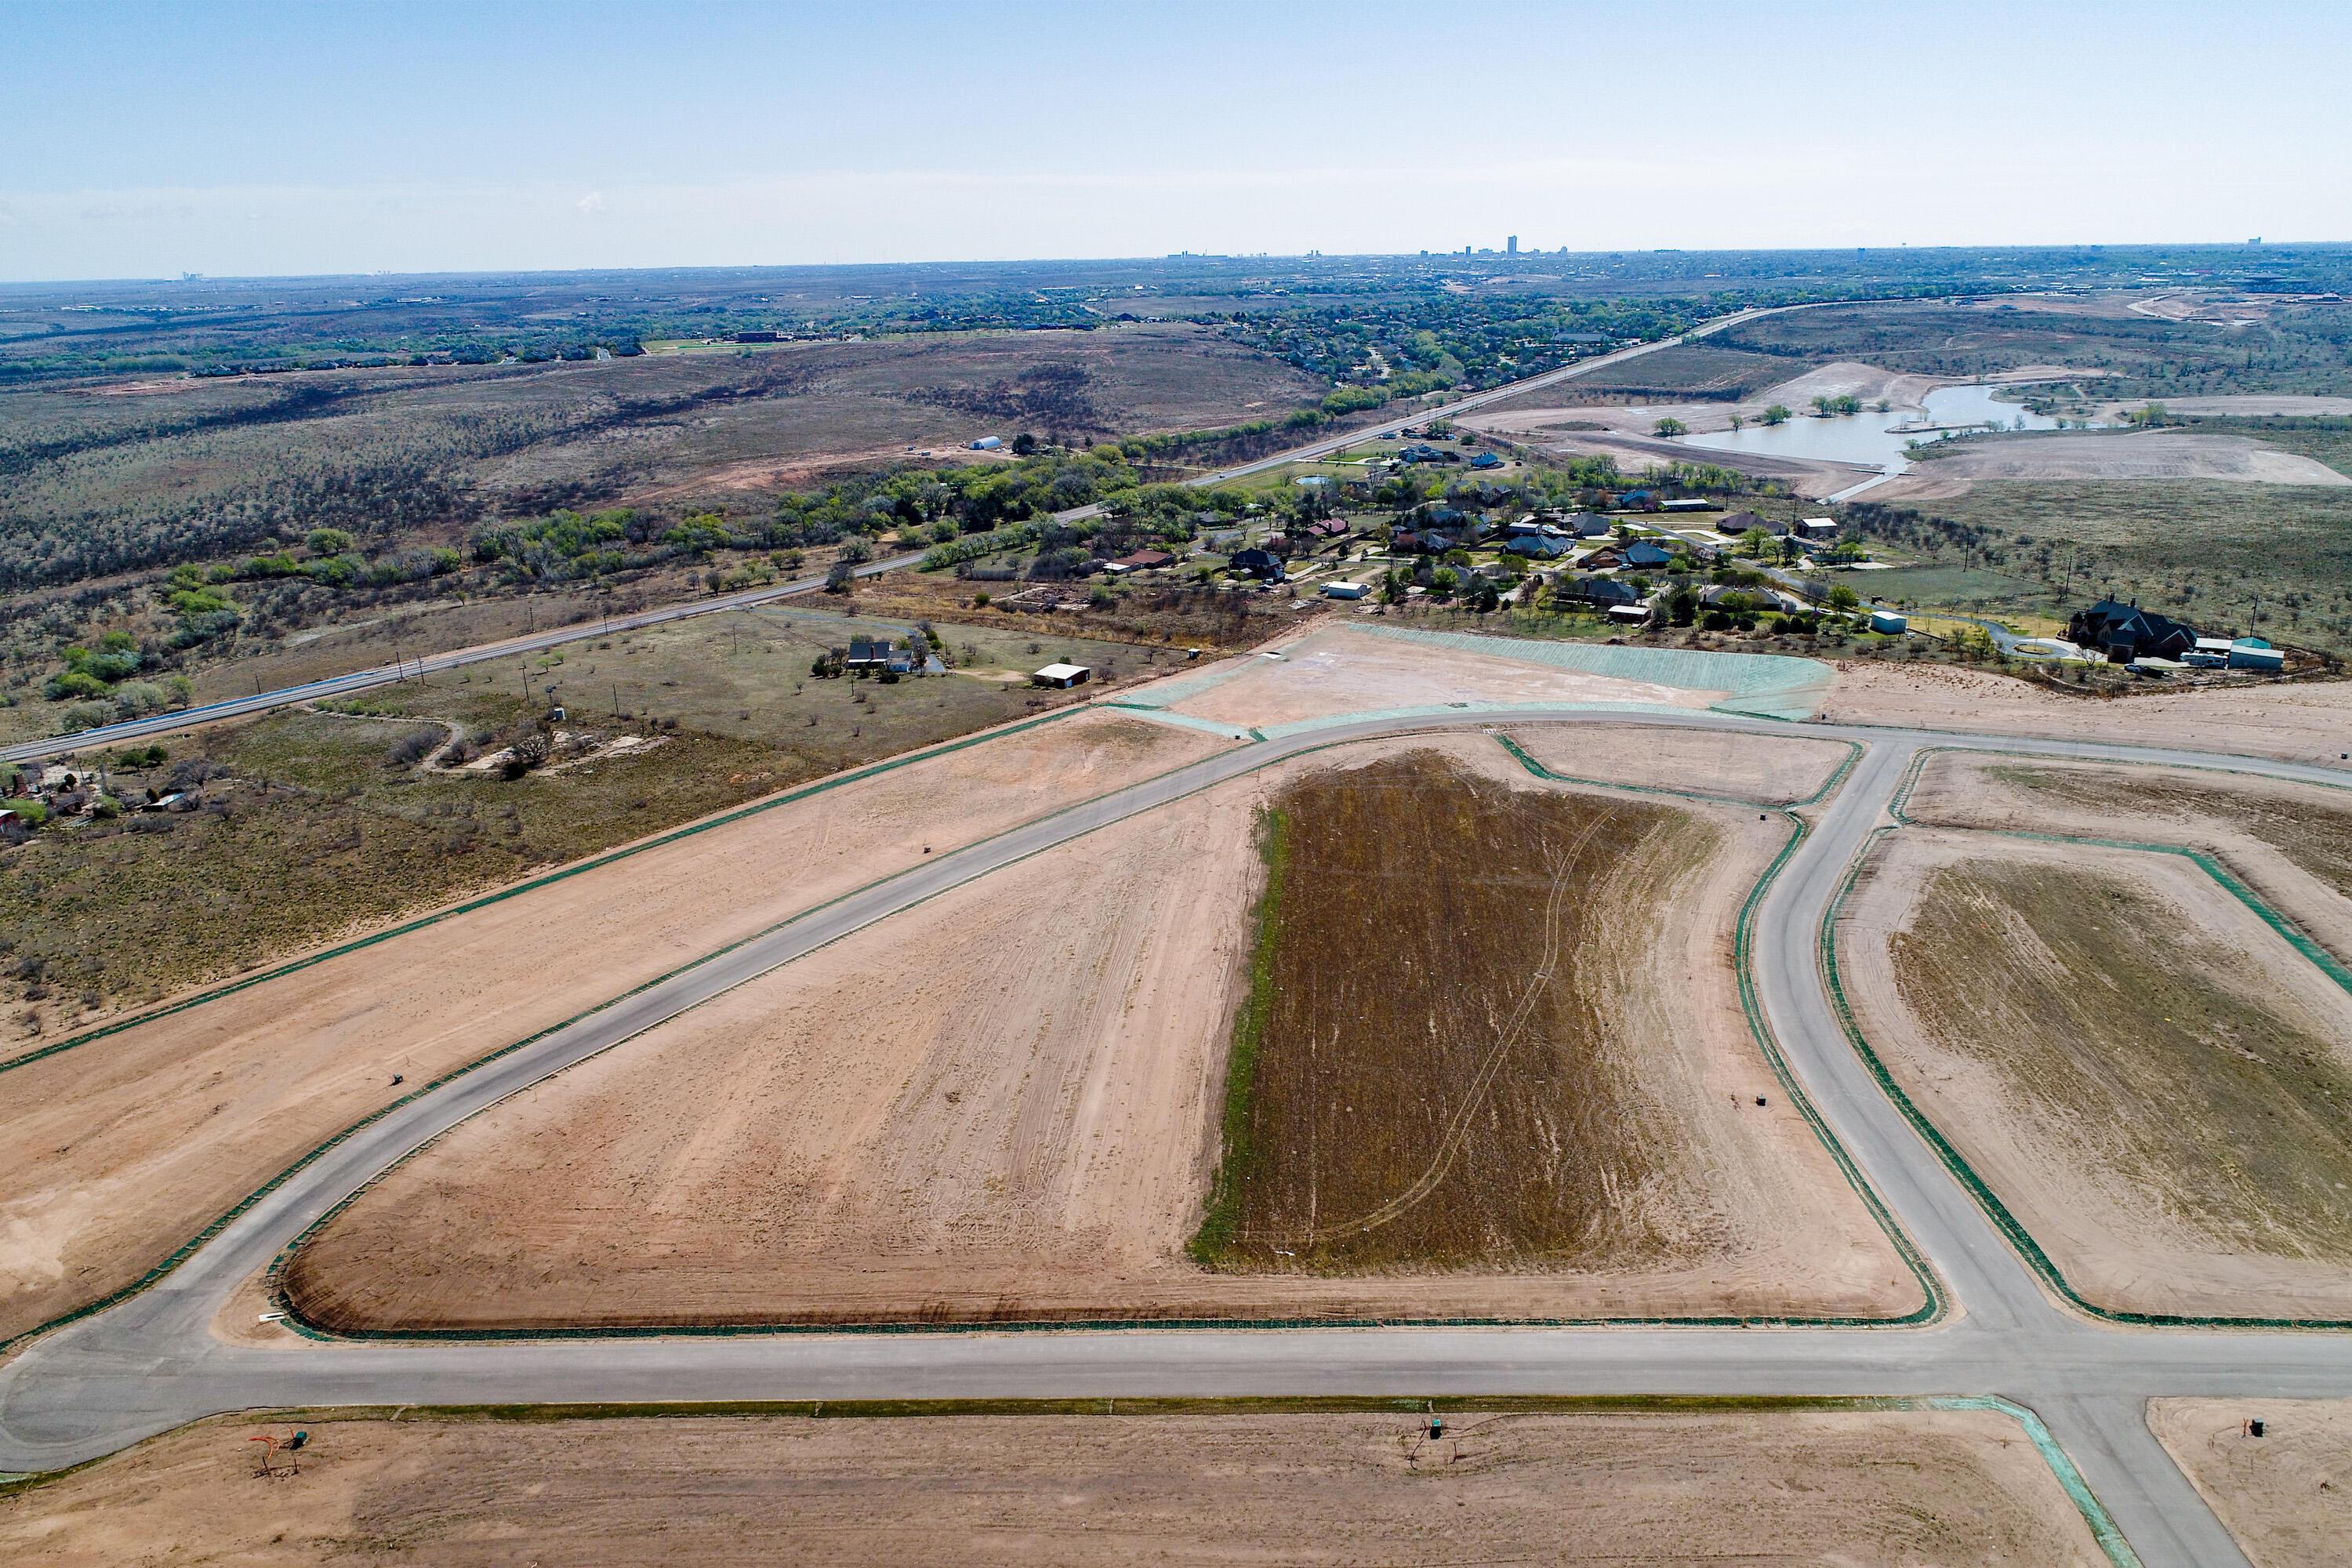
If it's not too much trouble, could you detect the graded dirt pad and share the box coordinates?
[0,712,1229,1344]
[0,1407,2105,1568]
[1839,830,2352,1317]
[1506,721,1852,803]
[285,735,1913,1330]
[2148,1398,2352,1567]
[1169,626,1724,729]
[1904,752,2352,961]
[1909,430,2351,485]
[1817,659,2352,769]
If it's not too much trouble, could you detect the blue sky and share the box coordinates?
[5,0,2347,281]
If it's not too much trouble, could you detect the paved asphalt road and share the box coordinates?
[8,704,2352,1564]
[0,307,1788,768]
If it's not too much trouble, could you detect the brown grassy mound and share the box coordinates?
[1196,752,1708,1272]
[1842,831,2352,1316]
[0,1407,2107,1568]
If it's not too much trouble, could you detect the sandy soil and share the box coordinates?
[2149,1398,2352,1567]
[1169,627,1724,729]
[0,1406,2104,1567]
[2098,394,2352,419]
[0,713,1232,1345]
[1905,431,2349,485]
[1904,752,2352,961]
[1817,660,2352,770]
[285,735,1915,1330]
[1507,721,1852,803]
[1839,830,2352,1318]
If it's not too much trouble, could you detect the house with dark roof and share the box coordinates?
[1500,534,1574,559]
[2067,599,2200,662]
[1557,575,1643,607]
[1469,452,1504,469]
[1229,546,1284,580]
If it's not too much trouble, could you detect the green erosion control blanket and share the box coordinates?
[1339,623,1831,721]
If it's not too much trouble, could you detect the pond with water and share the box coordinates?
[1671,384,2091,498]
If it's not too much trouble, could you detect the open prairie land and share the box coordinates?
[1903,753,2352,960]
[0,1406,2106,1568]
[0,324,1323,593]
[283,737,1914,1332]
[2150,1399,2352,1568]
[0,604,1147,1029]
[0,711,1229,1345]
[1838,830,2352,1317]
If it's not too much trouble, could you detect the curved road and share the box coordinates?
[2,305,1791,768]
[9,710,2350,1561]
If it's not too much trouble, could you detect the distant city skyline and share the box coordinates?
[5,0,2349,282]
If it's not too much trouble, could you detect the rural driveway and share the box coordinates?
[2,304,1798,766]
[7,705,2352,1565]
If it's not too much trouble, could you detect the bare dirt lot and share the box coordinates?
[1840,829,2352,1318]
[0,711,1229,1344]
[1816,659,2352,770]
[1902,430,2350,486]
[2150,1398,2352,1567]
[0,1405,2106,1568]
[1506,721,1853,803]
[1167,626,1725,729]
[1904,753,2352,962]
[285,735,1914,1332]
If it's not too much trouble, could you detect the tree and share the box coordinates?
[1740,525,1774,558]
[1827,584,1860,612]
[824,559,857,594]
[1467,576,1501,613]
[1761,405,1792,426]
[1378,567,1406,605]
[1728,413,1744,432]
[1011,432,1038,456]
[306,527,354,556]
[1652,416,1688,437]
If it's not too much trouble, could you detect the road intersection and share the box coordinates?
[5,705,2350,1566]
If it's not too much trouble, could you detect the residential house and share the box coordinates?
[1557,576,1644,607]
[2067,599,2200,662]
[1229,547,1284,580]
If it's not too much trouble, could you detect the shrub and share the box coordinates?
[43,670,109,702]
[109,681,169,718]
[56,701,113,733]
[306,527,356,555]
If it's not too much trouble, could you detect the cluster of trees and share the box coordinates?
[39,628,195,731]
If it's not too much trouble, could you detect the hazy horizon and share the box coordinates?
[8,0,2350,284]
